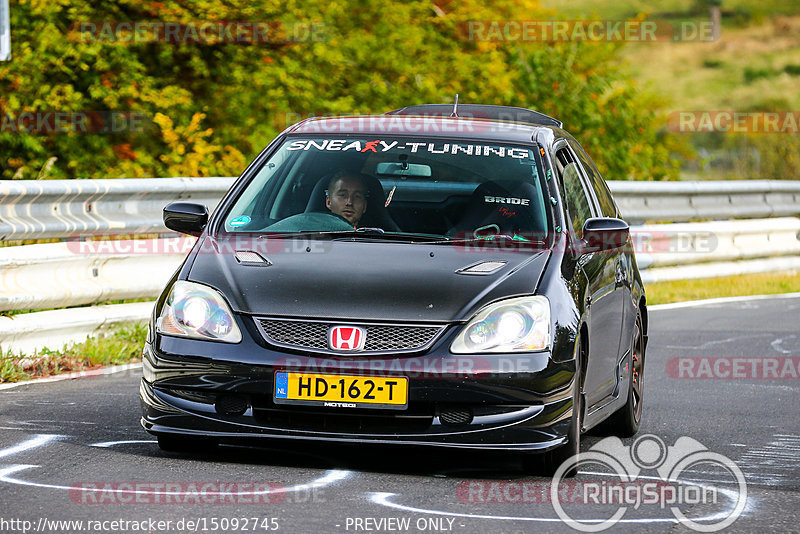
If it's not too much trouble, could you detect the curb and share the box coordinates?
[0,362,142,391]
[649,292,800,311]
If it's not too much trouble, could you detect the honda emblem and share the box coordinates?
[328,326,366,351]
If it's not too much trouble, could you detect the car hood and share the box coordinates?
[187,237,550,323]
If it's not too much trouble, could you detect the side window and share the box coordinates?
[568,139,618,217]
[555,147,594,239]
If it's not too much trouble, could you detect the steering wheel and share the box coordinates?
[262,211,356,232]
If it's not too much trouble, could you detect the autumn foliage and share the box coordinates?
[0,0,680,180]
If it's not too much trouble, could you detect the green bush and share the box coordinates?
[784,64,800,76]
[743,66,775,83]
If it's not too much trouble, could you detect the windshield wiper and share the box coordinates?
[438,235,546,247]
[258,230,446,242]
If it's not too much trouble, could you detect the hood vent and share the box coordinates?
[455,260,507,275]
[234,250,271,265]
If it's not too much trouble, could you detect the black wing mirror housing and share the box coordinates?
[163,202,209,236]
[581,217,630,253]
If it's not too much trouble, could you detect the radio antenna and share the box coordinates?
[450,94,459,117]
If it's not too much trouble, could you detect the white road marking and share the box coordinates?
[0,464,350,496]
[662,333,772,350]
[0,434,62,459]
[90,440,156,448]
[770,336,795,354]
[737,434,800,487]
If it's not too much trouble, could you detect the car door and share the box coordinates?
[555,141,625,410]
[569,139,636,355]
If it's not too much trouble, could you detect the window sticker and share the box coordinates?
[286,139,533,160]
[229,215,251,227]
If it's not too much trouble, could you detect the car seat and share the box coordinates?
[448,180,546,240]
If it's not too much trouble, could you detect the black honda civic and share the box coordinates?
[140,104,648,474]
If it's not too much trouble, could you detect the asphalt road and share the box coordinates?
[1,294,798,534]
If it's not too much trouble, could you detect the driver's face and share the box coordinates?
[326,176,367,226]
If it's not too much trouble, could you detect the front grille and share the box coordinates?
[261,320,328,350]
[255,318,444,355]
[439,406,474,426]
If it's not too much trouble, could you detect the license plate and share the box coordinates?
[274,372,408,410]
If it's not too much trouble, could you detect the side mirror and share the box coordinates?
[582,217,629,253]
[163,202,209,236]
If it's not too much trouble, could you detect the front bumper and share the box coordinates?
[140,328,577,452]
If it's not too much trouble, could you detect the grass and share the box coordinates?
[621,17,800,112]
[537,1,800,113]
[645,270,800,305]
[540,0,800,22]
[0,322,147,383]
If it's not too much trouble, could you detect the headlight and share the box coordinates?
[156,281,242,343]
[450,296,550,353]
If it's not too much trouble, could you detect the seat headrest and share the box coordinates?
[450,180,545,238]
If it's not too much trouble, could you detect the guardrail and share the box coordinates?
[1,178,799,355]
[0,177,234,240]
[610,180,800,224]
[0,238,189,311]
[3,178,800,240]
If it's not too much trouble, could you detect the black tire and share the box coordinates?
[157,434,217,453]
[524,334,585,478]
[606,312,645,437]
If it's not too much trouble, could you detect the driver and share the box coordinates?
[326,171,368,227]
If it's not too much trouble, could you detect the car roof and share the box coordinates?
[387,104,562,128]
[284,104,566,145]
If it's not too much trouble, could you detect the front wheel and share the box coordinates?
[524,335,584,477]
[606,312,645,437]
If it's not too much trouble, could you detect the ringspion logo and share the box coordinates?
[551,435,747,532]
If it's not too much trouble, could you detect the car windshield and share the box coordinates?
[222,136,550,244]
